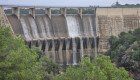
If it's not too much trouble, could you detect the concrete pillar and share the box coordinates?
[78,8,82,18]
[29,8,35,19]
[66,37,72,65]
[58,38,65,64]
[25,40,31,48]
[44,38,55,61]
[45,8,51,19]
[44,39,49,56]
[12,7,20,19]
[31,39,38,48]
[61,8,66,17]
[38,38,44,50]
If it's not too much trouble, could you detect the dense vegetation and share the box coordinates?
[0,24,133,80]
[55,56,133,80]
[0,26,42,79]
[106,28,140,80]
[0,25,60,80]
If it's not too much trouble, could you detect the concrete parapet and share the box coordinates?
[96,8,108,16]
[45,8,51,19]
[61,8,66,17]
[12,7,20,19]
[107,8,122,16]
[29,8,35,18]
[138,8,140,16]
[123,8,138,15]
[78,8,82,18]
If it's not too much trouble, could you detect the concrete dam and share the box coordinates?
[1,6,140,65]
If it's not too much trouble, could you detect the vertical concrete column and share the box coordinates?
[31,39,38,48]
[66,37,72,65]
[12,7,20,19]
[51,39,55,61]
[58,38,65,64]
[44,38,55,61]
[44,39,49,56]
[29,8,35,19]
[45,8,51,19]
[38,38,45,50]
[121,8,124,32]
[138,8,140,28]
[94,8,98,37]
[79,37,84,58]
[61,8,66,17]
[25,40,31,48]
[78,8,82,18]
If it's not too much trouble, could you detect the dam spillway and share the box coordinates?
[6,11,97,65]
[1,6,140,65]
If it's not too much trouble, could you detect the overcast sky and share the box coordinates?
[0,0,140,7]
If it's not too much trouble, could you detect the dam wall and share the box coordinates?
[96,8,140,53]
[1,6,140,64]
[0,6,14,34]
[4,7,97,65]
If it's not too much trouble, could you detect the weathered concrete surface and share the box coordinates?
[7,14,25,39]
[51,15,69,37]
[0,6,14,34]
[96,7,140,53]
[2,6,140,64]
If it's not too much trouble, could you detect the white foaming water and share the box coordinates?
[20,17,32,40]
[83,16,98,57]
[66,16,80,37]
[37,17,47,39]
[83,16,94,37]
[80,37,84,58]
[72,38,77,65]
[89,17,94,36]
[88,17,94,56]
[43,17,52,38]
[66,15,82,65]
[66,52,69,65]
[28,16,40,39]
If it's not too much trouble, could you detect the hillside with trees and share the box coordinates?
[0,25,133,80]
[106,28,140,80]
[0,24,60,80]
[0,25,42,79]
[55,56,133,80]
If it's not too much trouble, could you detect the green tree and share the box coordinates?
[0,26,42,80]
[106,28,140,79]
[55,56,133,80]
[39,56,59,80]
[32,47,43,61]
[106,31,136,60]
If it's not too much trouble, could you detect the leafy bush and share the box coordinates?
[55,56,133,80]
[0,26,42,80]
